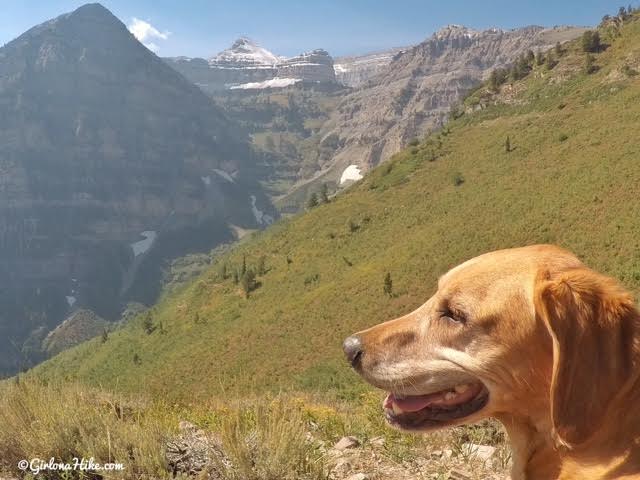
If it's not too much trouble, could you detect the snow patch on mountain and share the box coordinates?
[250,195,274,225]
[230,77,301,90]
[131,231,157,257]
[213,169,235,183]
[340,165,363,184]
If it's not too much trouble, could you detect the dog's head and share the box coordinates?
[344,244,639,447]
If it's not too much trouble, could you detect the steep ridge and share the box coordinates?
[29,14,640,401]
[334,47,407,87]
[0,3,275,375]
[278,25,587,206]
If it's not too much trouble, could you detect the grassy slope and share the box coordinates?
[32,17,640,404]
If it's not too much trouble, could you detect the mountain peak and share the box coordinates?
[231,36,258,48]
[210,37,281,67]
[433,24,480,40]
[61,2,120,25]
[69,3,112,16]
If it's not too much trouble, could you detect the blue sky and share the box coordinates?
[0,1,633,58]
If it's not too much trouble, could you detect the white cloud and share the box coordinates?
[128,18,170,52]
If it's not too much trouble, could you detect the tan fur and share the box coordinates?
[349,245,640,480]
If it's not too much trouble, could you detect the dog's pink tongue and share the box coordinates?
[384,384,482,412]
[385,392,447,412]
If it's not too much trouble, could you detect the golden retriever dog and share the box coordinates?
[343,245,640,480]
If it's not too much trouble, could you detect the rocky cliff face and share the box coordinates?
[276,49,336,83]
[304,25,587,190]
[42,309,109,356]
[334,47,406,87]
[0,3,275,375]
[166,40,337,92]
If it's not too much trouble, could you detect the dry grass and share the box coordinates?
[0,381,510,479]
[209,398,328,480]
[0,379,177,479]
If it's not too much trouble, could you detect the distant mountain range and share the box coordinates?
[164,25,586,209]
[164,38,336,92]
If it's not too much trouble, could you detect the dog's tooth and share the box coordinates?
[444,392,456,401]
[392,403,404,415]
[455,384,470,394]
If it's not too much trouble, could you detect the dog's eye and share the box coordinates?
[439,308,465,325]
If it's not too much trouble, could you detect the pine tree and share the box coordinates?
[241,269,257,298]
[505,136,512,153]
[142,312,155,335]
[101,328,109,343]
[509,64,520,82]
[233,270,239,284]
[320,183,330,204]
[306,192,319,209]
[582,31,601,53]
[219,262,228,280]
[241,255,247,276]
[488,69,500,91]
[620,6,629,19]
[535,50,544,66]
[383,272,393,297]
[133,353,141,365]
[526,49,535,64]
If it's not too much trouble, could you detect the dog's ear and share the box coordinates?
[534,267,638,447]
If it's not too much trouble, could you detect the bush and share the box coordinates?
[584,54,598,74]
[142,312,156,334]
[452,172,465,187]
[488,68,508,91]
[408,138,420,147]
[558,133,569,142]
[505,136,512,153]
[545,51,558,69]
[554,42,563,57]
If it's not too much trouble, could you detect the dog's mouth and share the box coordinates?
[383,381,489,431]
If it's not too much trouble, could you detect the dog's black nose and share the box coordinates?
[343,335,363,367]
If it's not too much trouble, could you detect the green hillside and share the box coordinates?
[31,14,640,404]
